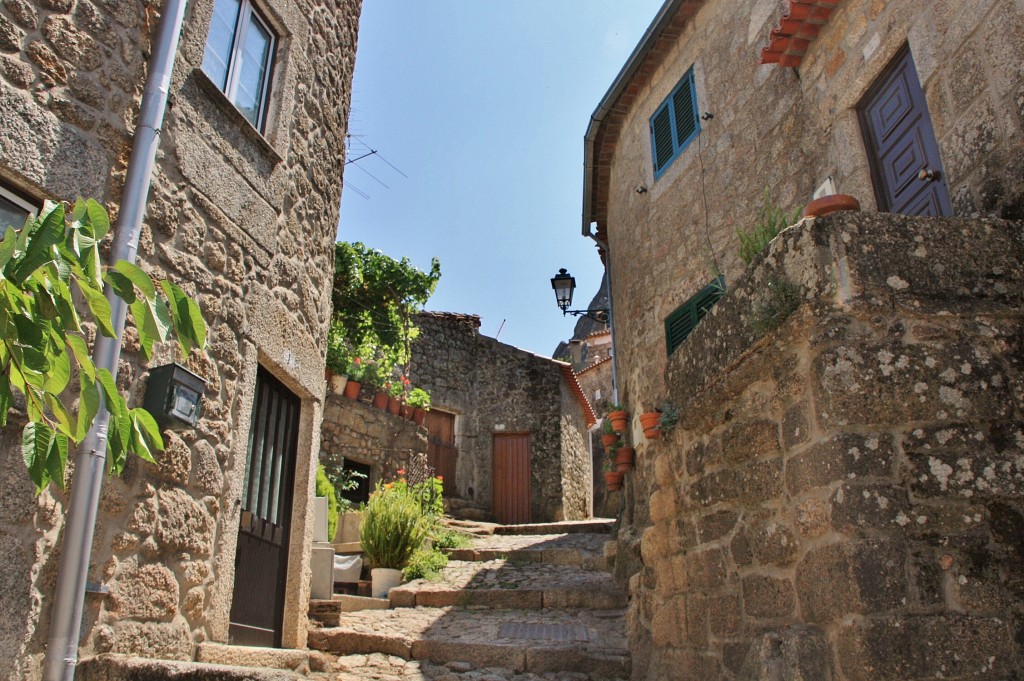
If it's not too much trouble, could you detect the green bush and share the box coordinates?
[402,546,449,581]
[431,527,471,551]
[315,464,339,541]
[360,483,429,570]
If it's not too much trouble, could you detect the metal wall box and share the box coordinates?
[143,363,206,429]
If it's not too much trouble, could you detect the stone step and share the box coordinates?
[309,595,391,626]
[308,606,630,678]
[493,519,615,536]
[388,559,627,610]
[77,652,313,679]
[449,532,611,571]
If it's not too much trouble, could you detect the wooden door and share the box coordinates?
[424,410,457,496]
[229,367,300,647]
[859,45,951,216]
[492,433,531,525]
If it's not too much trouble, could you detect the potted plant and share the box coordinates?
[325,328,350,396]
[607,403,629,433]
[603,460,624,491]
[639,409,661,439]
[387,381,403,415]
[659,403,680,436]
[600,418,619,448]
[407,388,431,425]
[343,356,366,400]
[360,482,429,598]
[615,443,635,472]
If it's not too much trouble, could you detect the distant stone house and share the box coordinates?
[0,0,360,676]
[408,312,597,524]
[583,0,1024,679]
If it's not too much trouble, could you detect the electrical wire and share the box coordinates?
[696,123,721,277]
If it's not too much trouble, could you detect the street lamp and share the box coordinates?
[550,268,609,323]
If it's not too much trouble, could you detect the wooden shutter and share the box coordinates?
[672,71,698,148]
[650,66,701,178]
[650,105,675,172]
[665,276,725,356]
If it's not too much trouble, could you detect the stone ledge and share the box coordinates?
[76,653,305,680]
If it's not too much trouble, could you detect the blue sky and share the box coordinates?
[338,1,665,356]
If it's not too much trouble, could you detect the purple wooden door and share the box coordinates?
[858,45,951,216]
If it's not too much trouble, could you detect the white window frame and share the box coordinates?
[205,0,277,131]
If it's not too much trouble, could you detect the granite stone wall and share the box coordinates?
[601,0,1024,433]
[408,313,592,523]
[623,211,1024,680]
[0,0,361,676]
[319,395,428,489]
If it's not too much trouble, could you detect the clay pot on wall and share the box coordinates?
[400,404,414,420]
[601,432,619,448]
[372,391,388,410]
[326,371,348,396]
[614,446,635,472]
[639,412,661,439]
[387,396,401,415]
[413,408,427,426]
[604,470,624,491]
[608,410,629,433]
[802,193,860,218]
[343,380,362,400]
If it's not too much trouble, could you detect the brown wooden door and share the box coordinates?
[859,45,952,216]
[230,367,300,647]
[424,410,457,496]
[492,433,531,525]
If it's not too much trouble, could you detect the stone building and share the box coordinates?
[408,312,597,524]
[0,0,360,676]
[581,0,1024,678]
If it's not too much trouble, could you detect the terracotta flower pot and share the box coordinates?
[614,446,635,472]
[343,380,362,400]
[639,412,661,439]
[608,410,629,433]
[605,470,624,491]
[372,391,388,410]
[802,193,860,219]
[600,433,619,448]
[400,404,414,420]
[387,396,401,415]
[413,408,426,426]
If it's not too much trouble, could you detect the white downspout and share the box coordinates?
[43,2,189,678]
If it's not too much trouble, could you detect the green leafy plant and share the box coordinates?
[431,527,471,551]
[658,403,680,435]
[325,325,351,375]
[406,387,431,409]
[0,200,207,493]
[315,463,340,540]
[402,546,449,581]
[360,482,430,570]
[322,460,367,514]
[737,188,804,265]
[749,276,801,336]
[601,418,615,435]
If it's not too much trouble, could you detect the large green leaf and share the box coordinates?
[84,199,110,241]
[22,421,53,493]
[76,372,100,441]
[41,345,70,394]
[104,269,137,305]
[131,408,164,453]
[76,280,115,337]
[45,431,69,490]
[66,334,95,381]
[9,203,64,285]
[0,373,10,427]
[113,261,156,300]
[0,226,18,270]
[160,280,206,355]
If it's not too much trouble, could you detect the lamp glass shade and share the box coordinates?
[551,268,575,311]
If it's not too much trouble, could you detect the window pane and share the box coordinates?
[234,15,272,126]
[202,0,242,89]
[0,195,32,230]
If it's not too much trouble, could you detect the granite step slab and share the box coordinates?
[388,560,626,610]
[493,520,614,536]
[310,594,391,626]
[77,653,310,680]
[308,606,629,678]
[448,532,611,571]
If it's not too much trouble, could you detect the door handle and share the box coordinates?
[918,168,941,182]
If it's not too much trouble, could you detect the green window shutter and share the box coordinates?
[649,66,701,178]
[672,72,698,148]
[664,276,726,357]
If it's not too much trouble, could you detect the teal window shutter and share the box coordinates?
[665,276,725,356]
[650,67,700,178]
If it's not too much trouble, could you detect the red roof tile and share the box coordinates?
[759,0,836,67]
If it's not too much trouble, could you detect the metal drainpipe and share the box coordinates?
[587,230,618,405]
[43,1,189,678]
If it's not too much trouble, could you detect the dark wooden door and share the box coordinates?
[492,433,531,525]
[859,45,951,216]
[424,410,457,496]
[229,367,300,647]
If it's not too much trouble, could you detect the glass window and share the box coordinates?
[202,0,276,130]
[0,185,37,231]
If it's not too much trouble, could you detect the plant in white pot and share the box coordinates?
[360,482,429,598]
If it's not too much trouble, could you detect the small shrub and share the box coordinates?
[749,277,801,336]
[432,527,471,550]
[658,404,680,435]
[360,483,429,570]
[315,464,339,541]
[402,546,449,581]
[737,188,804,265]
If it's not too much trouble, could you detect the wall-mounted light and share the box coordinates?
[550,268,609,323]
[142,363,207,429]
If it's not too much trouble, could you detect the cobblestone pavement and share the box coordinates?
[467,533,609,554]
[320,653,624,681]
[399,559,617,592]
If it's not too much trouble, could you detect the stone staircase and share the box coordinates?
[307,521,630,680]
